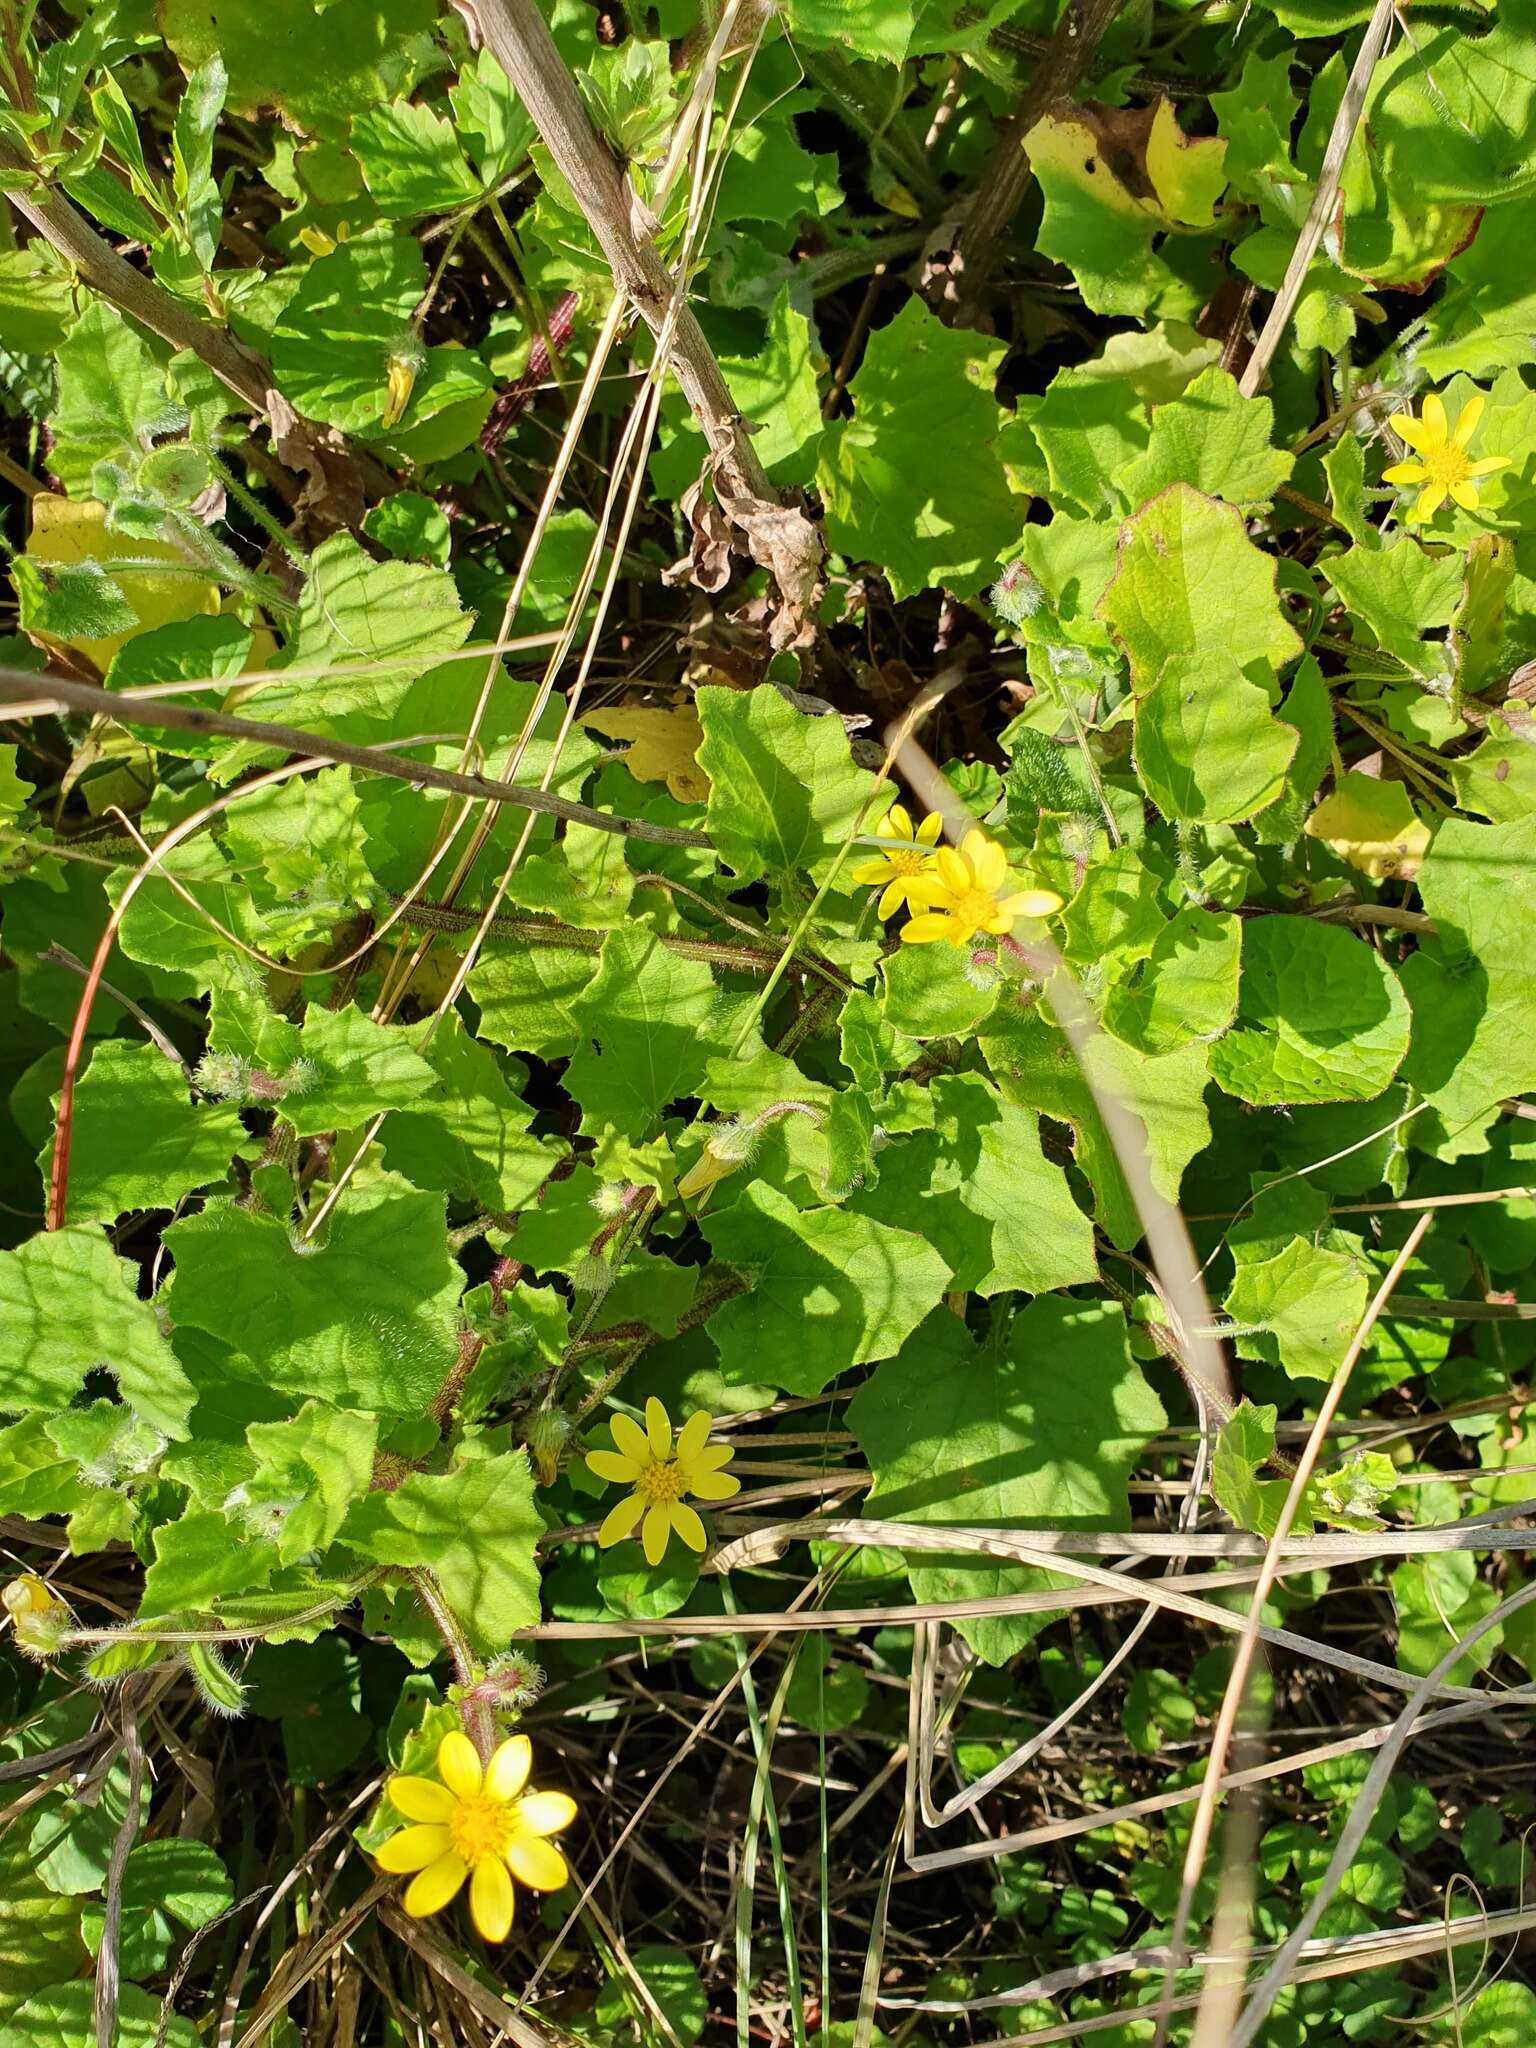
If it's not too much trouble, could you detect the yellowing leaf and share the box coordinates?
[1144,98,1228,227]
[20,496,217,676]
[578,701,710,803]
[1305,772,1431,880]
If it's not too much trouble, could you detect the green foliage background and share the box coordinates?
[2,0,1536,2042]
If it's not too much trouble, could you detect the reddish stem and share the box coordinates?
[479,289,579,454]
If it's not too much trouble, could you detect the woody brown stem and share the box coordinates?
[0,140,274,413]
[924,0,1127,324]
[465,0,773,503]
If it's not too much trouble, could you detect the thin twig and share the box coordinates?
[0,668,713,848]
[0,141,272,413]
[1238,0,1395,398]
[1168,1211,1432,2046]
[464,0,822,634]
[94,1686,146,2048]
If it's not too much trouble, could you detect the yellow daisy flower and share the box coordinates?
[1384,391,1509,523]
[901,829,1062,946]
[376,1730,577,1943]
[585,1397,740,1565]
[849,804,944,918]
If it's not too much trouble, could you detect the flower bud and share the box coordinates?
[992,560,1046,629]
[195,1050,251,1101]
[3,1575,71,1660]
[460,1650,546,1714]
[524,1408,574,1487]
[382,332,428,430]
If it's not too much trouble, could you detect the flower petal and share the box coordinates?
[506,1834,570,1891]
[675,1409,713,1466]
[997,887,1063,919]
[377,1824,453,1873]
[642,1501,671,1566]
[689,1467,742,1501]
[404,1850,469,1918]
[470,1855,514,1941]
[387,1777,457,1825]
[609,1412,651,1466]
[850,856,891,886]
[1452,392,1485,446]
[1381,461,1429,484]
[886,803,913,842]
[691,1441,736,1472]
[437,1731,483,1800]
[916,811,944,845]
[1449,481,1481,511]
[1388,411,1435,454]
[935,846,970,893]
[645,1397,673,1460]
[1467,455,1511,477]
[967,833,1008,892]
[1421,391,1448,444]
[484,1734,532,1803]
[902,876,953,910]
[1412,482,1447,522]
[669,1500,707,1552]
[877,877,907,920]
[901,912,962,945]
[516,1790,577,1837]
[586,1449,641,1485]
[598,1490,647,1548]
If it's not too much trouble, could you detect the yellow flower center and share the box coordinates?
[448,1794,515,1865]
[1420,440,1471,490]
[636,1458,686,1503]
[948,884,1000,937]
[885,847,930,877]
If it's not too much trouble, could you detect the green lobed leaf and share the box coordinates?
[1102,907,1241,1054]
[1225,1235,1371,1381]
[243,1401,379,1565]
[1209,916,1412,1106]
[41,1039,246,1224]
[565,924,728,1138]
[164,1176,462,1414]
[849,1072,1097,1298]
[982,1007,1212,1250]
[351,98,480,217]
[253,533,473,739]
[1099,484,1302,693]
[697,682,880,888]
[0,1226,194,1437]
[700,1179,952,1396]
[1134,653,1298,825]
[1121,367,1294,509]
[280,1004,441,1137]
[48,301,181,497]
[79,1839,232,1979]
[0,1832,85,2022]
[340,1444,543,1653]
[782,0,914,62]
[141,1505,278,1613]
[0,1982,199,2048]
[817,299,1021,601]
[271,233,489,441]
[161,0,435,135]
[380,1016,557,1212]
[1402,815,1536,1130]
[849,1299,1166,1665]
